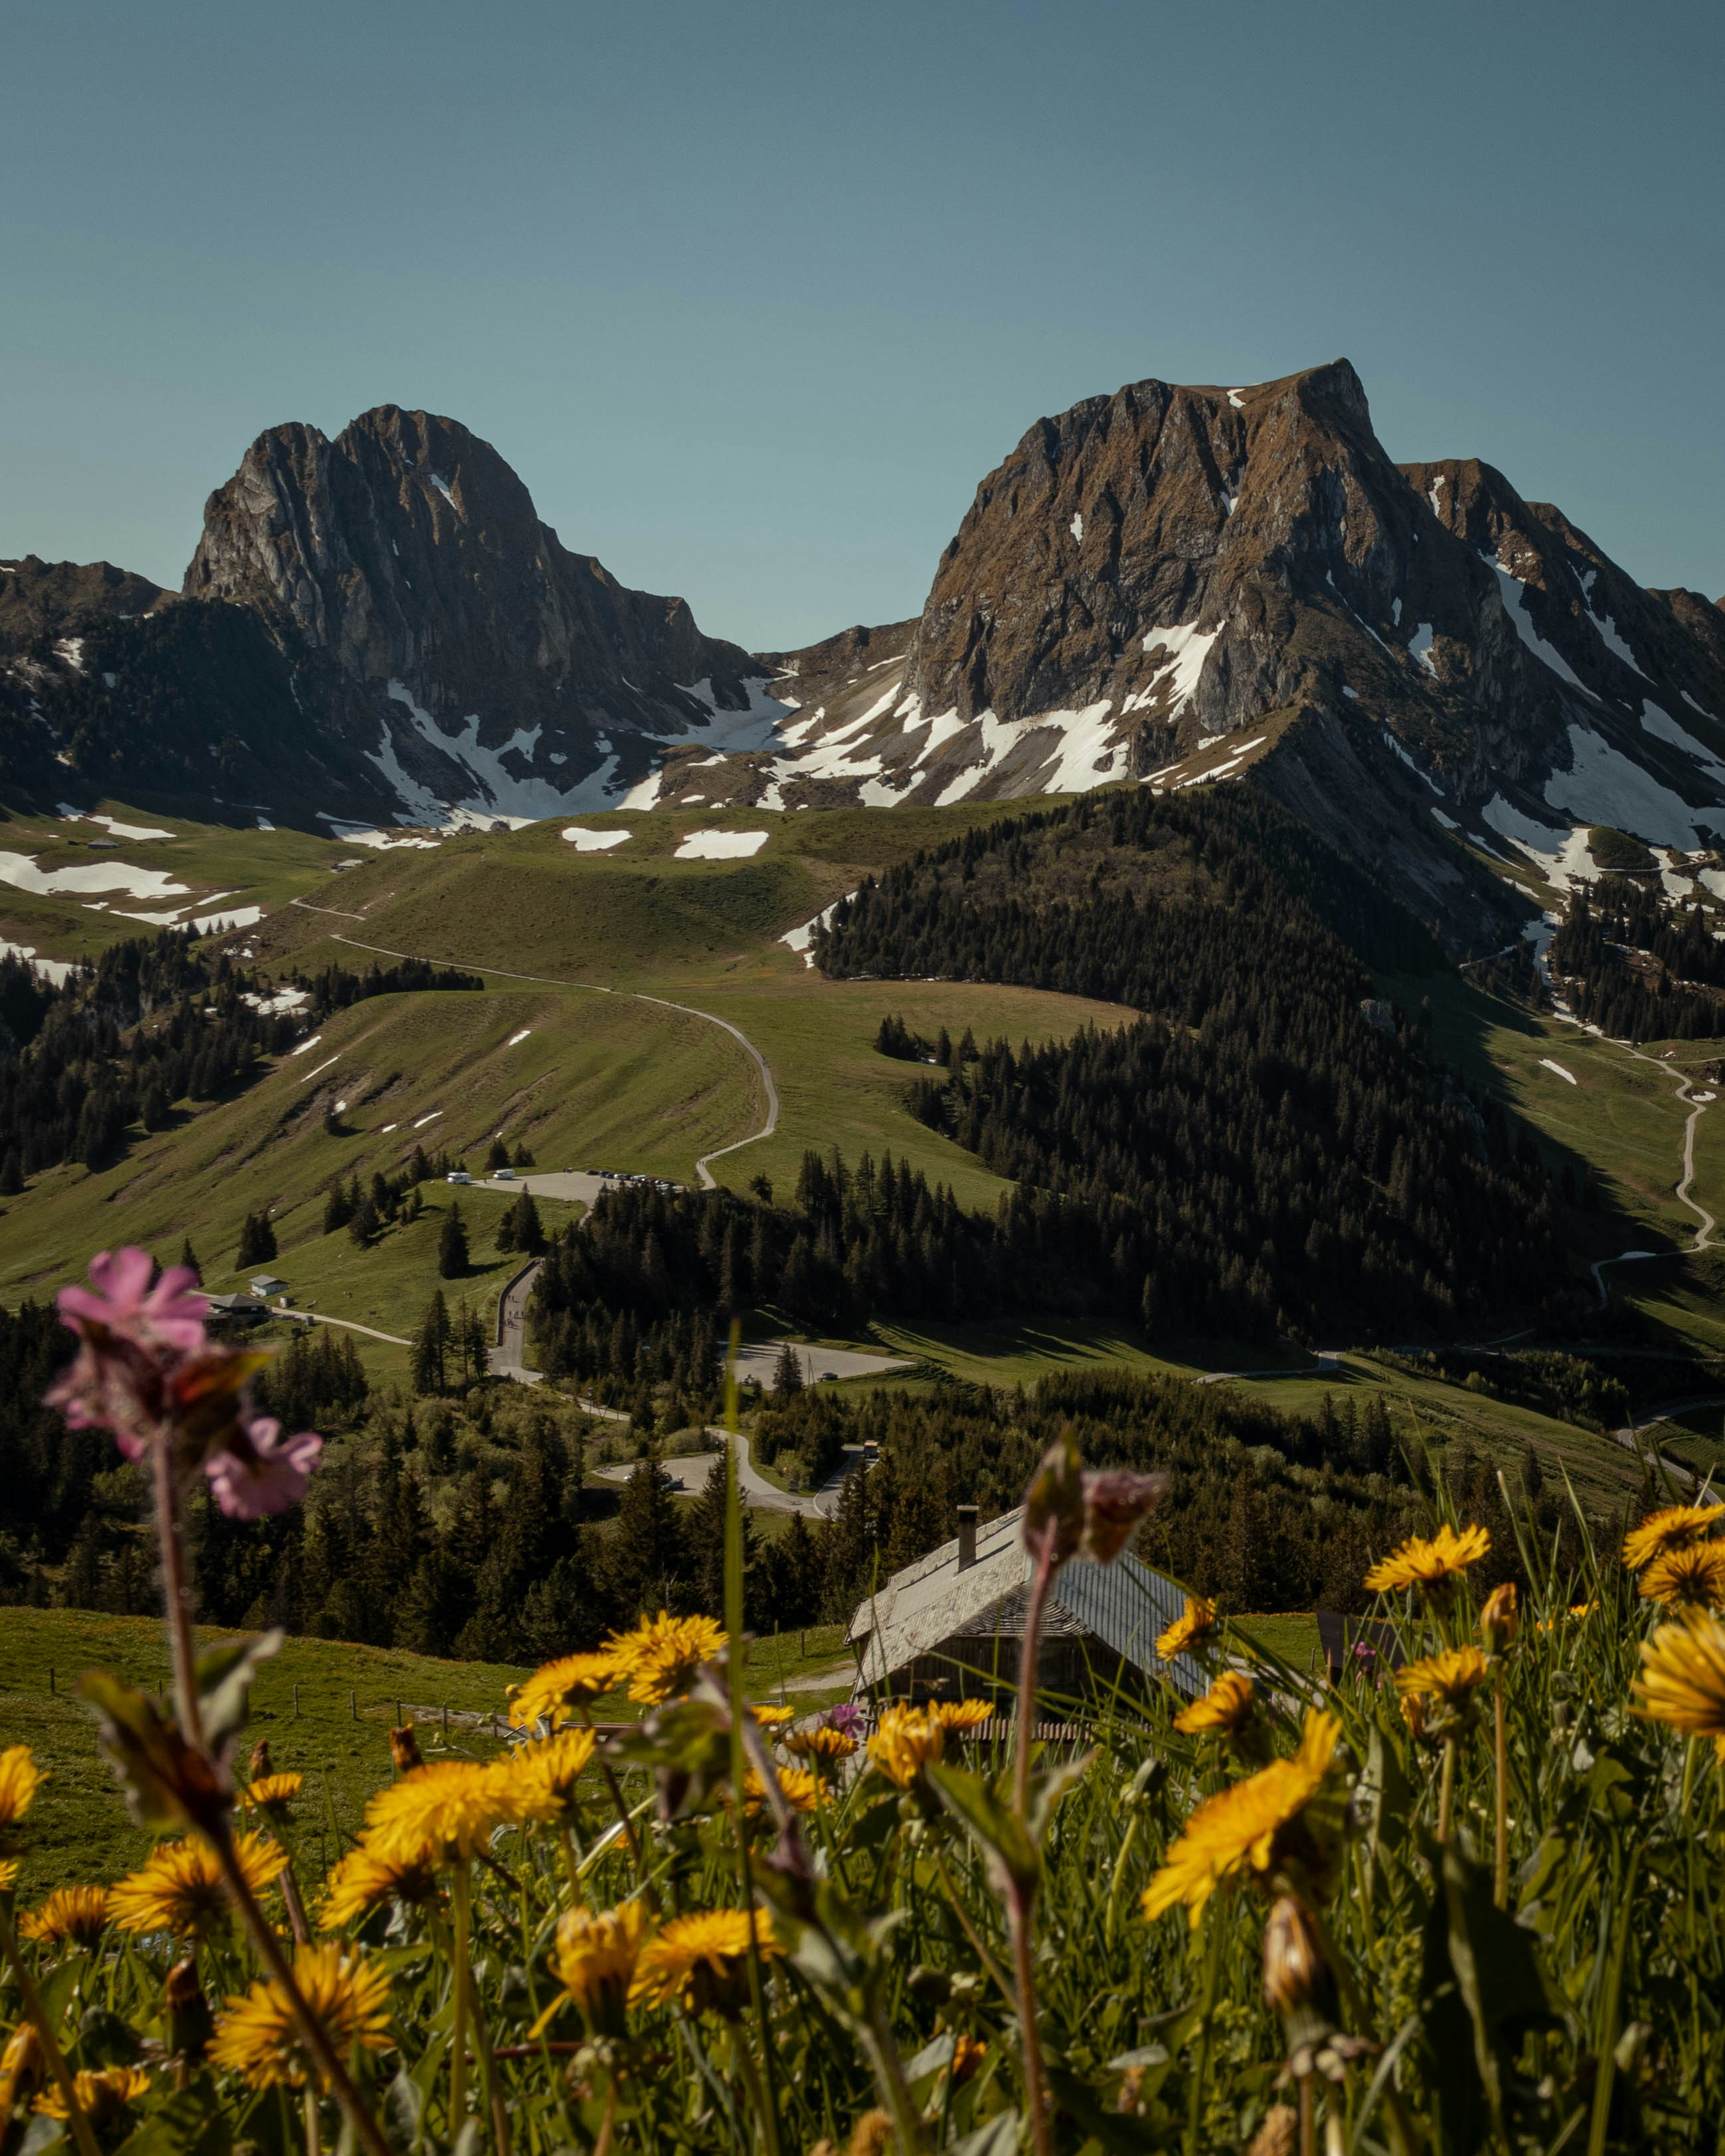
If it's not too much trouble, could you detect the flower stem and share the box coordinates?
[1010,1535,1057,2156]
[932,1843,1015,2008]
[0,1903,103,2156]
[1437,1734,1458,1844]
[450,1860,473,2132]
[1492,1672,1509,1908]
[150,1424,205,1746]
[211,1823,394,2156]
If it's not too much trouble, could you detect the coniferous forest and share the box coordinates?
[1549,879,1725,1040]
[0,930,482,1179]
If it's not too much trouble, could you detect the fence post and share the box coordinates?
[442,1704,449,1739]
[395,1699,403,1728]
[292,1682,299,1719]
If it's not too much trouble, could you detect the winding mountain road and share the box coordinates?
[1590,1044,1717,1307]
[288,911,779,1189]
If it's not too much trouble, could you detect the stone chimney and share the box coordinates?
[956,1504,978,1571]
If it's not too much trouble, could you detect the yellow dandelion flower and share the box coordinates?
[1623,1504,1724,1573]
[785,1724,859,1767]
[0,1747,45,1848]
[505,1729,597,1823]
[363,1759,520,1866]
[318,1843,441,1931]
[750,1705,795,1729]
[1141,1710,1344,1929]
[866,1706,944,1789]
[545,1900,654,2038]
[19,1887,109,1949]
[950,2034,987,2086]
[1363,1522,1490,1596]
[110,1832,287,1940]
[1156,1596,1217,1662]
[1173,1671,1255,1737]
[1,2022,44,2118]
[1395,1645,1489,1710]
[237,1773,304,1815]
[603,1613,728,1706]
[211,1943,392,2090]
[1641,1542,1725,1611]
[506,1652,621,1731]
[1633,1607,1725,1757]
[35,2066,151,2124]
[629,1908,779,2016]
[0,1858,19,1894]
[928,1699,996,1735]
[743,1767,819,1815]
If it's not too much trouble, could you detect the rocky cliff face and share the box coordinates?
[180,406,777,819]
[8,372,1725,937]
[734,362,1725,942]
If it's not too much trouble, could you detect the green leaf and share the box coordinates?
[926,1763,1039,1892]
[195,1630,282,1753]
[111,2086,231,2156]
[948,2112,1021,2156]
[74,1670,227,1834]
[1025,1750,1094,1848]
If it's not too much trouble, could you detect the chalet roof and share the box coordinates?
[849,1502,1205,1699]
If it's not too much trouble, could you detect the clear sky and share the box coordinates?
[2,0,1720,651]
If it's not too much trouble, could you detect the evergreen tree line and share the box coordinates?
[1549,883,1725,1040]
[0,930,484,1184]
[800,787,1576,1338]
[1,1291,1617,1649]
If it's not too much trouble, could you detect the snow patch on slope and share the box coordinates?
[1544,723,1725,850]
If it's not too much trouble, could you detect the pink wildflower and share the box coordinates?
[58,1248,208,1352]
[203,1418,323,1519]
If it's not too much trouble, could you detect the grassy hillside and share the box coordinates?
[0,1606,856,1894]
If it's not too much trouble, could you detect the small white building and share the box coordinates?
[847,1502,1205,1709]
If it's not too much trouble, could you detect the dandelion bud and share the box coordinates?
[1078,1467,1169,1565]
[0,2022,44,2119]
[1023,1430,1086,1567]
[165,1955,213,2062]
[1480,1582,1518,1654]
[390,1724,423,1774]
[248,1739,273,1779]
[1262,1896,1326,2018]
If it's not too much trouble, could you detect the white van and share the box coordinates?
[447,1171,472,1185]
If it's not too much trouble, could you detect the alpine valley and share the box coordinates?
[6,359,1725,1681]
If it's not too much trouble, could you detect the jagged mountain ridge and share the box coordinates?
[713,362,1725,942]
[4,369,1724,943]
[0,408,784,828]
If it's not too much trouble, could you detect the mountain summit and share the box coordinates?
[6,367,1725,939]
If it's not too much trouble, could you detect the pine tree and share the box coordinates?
[237,1211,277,1268]
[508,1189,546,1256]
[178,1236,201,1282]
[603,1458,686,1619]
[413,1290,452,1395]
[773,1340,804,1395]
[488,1136,512,1171]
[0,1149,22,1197]
[439,1202,469,1279]
[323,1181,354,1234]
[348,1195,380,1246]
[686,1448,760,1618]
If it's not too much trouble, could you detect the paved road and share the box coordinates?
[290,1312,411,1347]
[591,1429,835,1516]
[1589,1043,1718,1306]
[298,920,780,1187]
[478,1171,616,1203]
[734,1341,912,1386]
[490,1259,544,1384]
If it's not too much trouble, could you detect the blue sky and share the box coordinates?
[3,0,1720,649]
